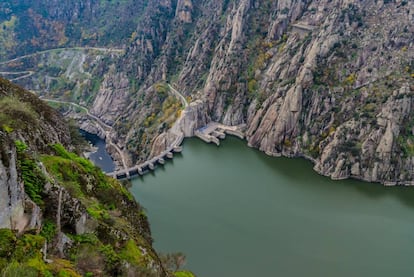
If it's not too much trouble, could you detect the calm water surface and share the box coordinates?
[129,137,414,277]
[80,130,115,173]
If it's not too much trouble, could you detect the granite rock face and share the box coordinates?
[0,78,72,231]
[110,0,413,184]
[0,136,26,231]
[2,0,414,185]
[90,66,131,126]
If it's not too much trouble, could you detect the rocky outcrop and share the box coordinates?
[247,84,303,156]
[176,0,193,23]
[78,119,106,139]
[0,77,72,231]
[43,180,88,235]
[313,84,414,184]
[90,66,131,125]
[0,135,26,232]
[150,99,209,157]
[176,100,210,137]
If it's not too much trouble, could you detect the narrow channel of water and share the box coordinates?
[80,130,115,173]
[129,137,414,277]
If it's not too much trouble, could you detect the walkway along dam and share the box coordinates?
[109,120,245,180]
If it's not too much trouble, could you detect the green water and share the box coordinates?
[130,137,414,277]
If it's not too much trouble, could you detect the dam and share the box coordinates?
[104,85,245,180]
[107,121,245,180]
[107,133,184,180]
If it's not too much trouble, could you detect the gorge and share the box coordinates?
[1,0,413,185]
[0,0,414,276]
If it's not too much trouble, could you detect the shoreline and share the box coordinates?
[118,126,414,186]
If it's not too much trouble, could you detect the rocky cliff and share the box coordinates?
[2,0,414,185]
[0,78,70,233]
[0,78,194,276]
[115,0,414,184]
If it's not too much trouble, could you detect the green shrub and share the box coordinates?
[26,255,50,275]
[0,229,16,258]
[15,138,46,208]
[86,202,109,220]
[47,258,81,277]
[0,258,8,272]
[19,157,46,206]
[1,261,38,277]
[99,244,120,268]
[14,140,27,153]
[70,233,99,245]
[49,144,107,186]
[174,271,196,277]
[74,245,105,275]
[2,124,13,133]
[119,240,142,265]
[12,234,45,262]
[0,230,51,276]
[40,220,57,242]
[0,96,38,130]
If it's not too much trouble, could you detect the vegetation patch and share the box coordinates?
[40,220,57,243]
[0,231,52,276]
[15,140,47,206]
[0,96,38,130]
[0,229,82,277]
[119,239,143,266]
[174,271,197,277]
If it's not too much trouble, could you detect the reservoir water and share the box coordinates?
[80,130,115,173]
[129,137,414,277]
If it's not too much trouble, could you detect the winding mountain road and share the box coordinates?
[0,47,125,66]
[0,71,35,81]
[0,46,125,84]
[0,47,194,177]
[168,84,188,108]
[41,98,129,173]
[41,83,188,176]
